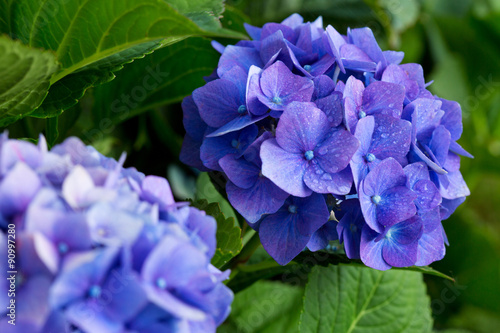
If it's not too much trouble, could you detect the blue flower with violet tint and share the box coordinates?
[0,133,232,332]
[261,101,359,197]
[258,193,330,265]
[221,132,289,223]
[180,13,473,270]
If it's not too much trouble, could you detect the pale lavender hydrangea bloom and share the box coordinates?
[0,133,232,332]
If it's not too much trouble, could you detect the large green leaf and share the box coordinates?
[0,36,59,126]
[191,199,242,268]
[299,265,433,333]
[92,37,219,124]
[219,280,304,333]
[0,0,245,118]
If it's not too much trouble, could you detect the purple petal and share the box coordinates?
[141,176,175,209]
[180,134,210,171]
[281,13,304,28]
[194,79,243,128]
[101,271,148,323]
[0,139,42,175]
[449,141,473,158]
[438,98,463,141]
[243,131,273,166]
[0,162,41,218]
[259,210,310,265]
[200,125,258,171]
[312,75,335,100]
[369,115,412,164]
[337,200,365,259]
[65,300,123,333]
[429,125,451,167]
[349,27,385,66]
[360,225,391,270]
[260,138,311,197]
[386,215,423,245]
[314,92,344,127]
[244,23,262,40]
[376,186,417,228]
[362,81,405,117]
[437,170,470,200]
[261,23,297,43]
[403,98,444,143]
[205,113,268,137]
[258,61,314,110]
[383,51,404,65]
[276,102,330,153]
[412,179,442,210]
[294,193,330,236]
[217,45,263,77]
[182,95,206,142]
[61,165,95,209]
[219,154,259,189]
[246,65,269,116]
[415,224,445,266]
[307,221,339,252]
[440,197,466,220]
[304,163,353,195]
[226,178,288,223]
[316,130,359,174]
[260,30,292,68]
[325,25,346,73]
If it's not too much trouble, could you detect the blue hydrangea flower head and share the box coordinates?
[180,13,472,270]
[0,133,232,332]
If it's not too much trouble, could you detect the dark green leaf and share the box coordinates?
[299,265,433,333]
[0,35,58,126]
[1,0,245,118]
[191,199,242,268]
[196,172,237,223]
[92,37,219,124]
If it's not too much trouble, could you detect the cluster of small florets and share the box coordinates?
[0,133,232,332]
[181,14,472,268]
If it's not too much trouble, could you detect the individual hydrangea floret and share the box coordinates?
[0,133,232,332]
[181,13,472,269]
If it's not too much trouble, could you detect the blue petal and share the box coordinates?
[260,139,311,197]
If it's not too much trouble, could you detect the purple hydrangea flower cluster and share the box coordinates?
[180,14,472,268]
[0,133,232,332]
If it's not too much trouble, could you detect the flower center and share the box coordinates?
[365,153,376,162]
[237,105,247,114]
[288,205,298,214]
[385,228,393,240]
[359,111,366,118]
[304,150,314,161]
[371,195,382,205]
[304,64,312,72]
[231,139,239,149]
[271,96,282,105]
[350,224,358,233]
[88,285,102,298]
[58,242,69,254]
[156,277,167,289]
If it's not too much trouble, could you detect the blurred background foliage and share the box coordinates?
[3,0,500,331]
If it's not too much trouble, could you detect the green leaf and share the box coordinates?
[91,37,219,124]
[219,280,304,333]
[0,35,59,126]
[299,265,433,333]
[196,172,238,223]
[191,199,242,268]
[1,0,245,118]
